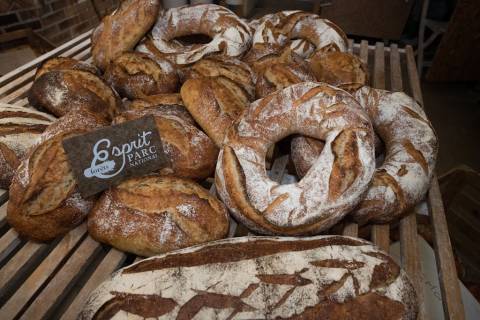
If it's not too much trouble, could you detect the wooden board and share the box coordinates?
[0,32,465,319]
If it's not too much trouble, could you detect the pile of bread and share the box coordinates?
[1,2,438,318]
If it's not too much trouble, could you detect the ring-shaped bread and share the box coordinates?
[250,11,348,58]
[215,82,375,235]
[146,4,252,65]
[291,86,438,224]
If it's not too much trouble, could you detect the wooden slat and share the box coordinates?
[342,223,358,237]
[59,248,126,320]
[19,236,101,320]
[359,40,369,65]
[0,225,87,319]
[0,229,22,264]
[390,42,427,320]
[370,41,390,252]
[405,45,465,320]
[0,30,91,87]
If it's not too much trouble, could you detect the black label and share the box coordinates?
[63,115,168,197]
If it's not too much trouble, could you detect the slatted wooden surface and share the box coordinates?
[0,31,465,320]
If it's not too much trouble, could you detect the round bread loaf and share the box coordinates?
[114,105,218,180]
[35,57,100,79]
[0,103,56,188]
[128,93,184,110]
[87,175,229,257]
[250,11,348,58]
[291,87,438,224]
[28,69,122,120]
[180,58,255,147]
[79,236,417,320]
[145,4,252,65]
[91,0,160,70]
[104,52,179,99]
[308,51,368,92]
[7,109,108,242]
[215,82,375,235]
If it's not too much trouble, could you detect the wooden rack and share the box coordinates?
[0,30,466,319]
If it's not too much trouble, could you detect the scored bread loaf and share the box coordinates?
[0,103,56,188]
[28,69,122,120]
[104,52,179,99]
[91,0,160,70]
[80,236,417,319]
[113,105,218,180]
[87,175,229,257]
[180,58,255,147]
[7,108,108,242]
[35,57,100,79]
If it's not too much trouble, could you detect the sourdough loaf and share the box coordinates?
[128,93,184,110]
[87,175,229,257]
[35,57,100,79]
[6,109,108,241]
[80,236,417,319]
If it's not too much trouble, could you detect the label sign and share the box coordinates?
[63,115,168,197]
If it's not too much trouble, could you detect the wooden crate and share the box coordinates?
[0,31,466,320]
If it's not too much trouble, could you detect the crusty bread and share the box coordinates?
[291,87,438,224]
[128,93,184,110]
[80,236,417,319]
[0,103,56,188]
[91,0,160,70]
[35,57,100,79]
[145,4,251,65]
[114,106,218,180]
[28,69,122,120]
[87,175,229,257]
[215,82,375,235]
[308,51,368,92]
[104,52,179,99]
[250,11,348,58]
[179,57,255,148]
[6,108,108,242]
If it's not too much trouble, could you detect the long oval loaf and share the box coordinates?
[80,236,417,319]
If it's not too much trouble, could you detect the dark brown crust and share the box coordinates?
[124,236,367,274]
[128,93,184,110]
[28,69,122,120]
[104,52,178,99]
[87,175,229,257]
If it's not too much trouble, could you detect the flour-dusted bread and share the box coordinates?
[113,105,218,180]
[104,52,179,99]
[87,175,229,257]
[91,0,160,70]
[28,69,122,120]
[0,103,55,188]
[80,236,417,319]
[6,108,108,242]
[128,93,184,110]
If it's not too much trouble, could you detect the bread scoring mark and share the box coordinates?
[92,291,177,320]
[310,259,365,270]
[402,139,429,174]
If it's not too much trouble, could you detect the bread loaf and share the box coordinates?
[0,103,55,188]
[146,4,252,65]
[91,0,160,70]
[28,69,122,120]
[104,52,178,99]
[113,105,218,180]
[6,108,108,241]
[215,82,375,235]
[87,175,229,257]
[80,236,417,319]
[308,51,368,92]
[35,57,100,79]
